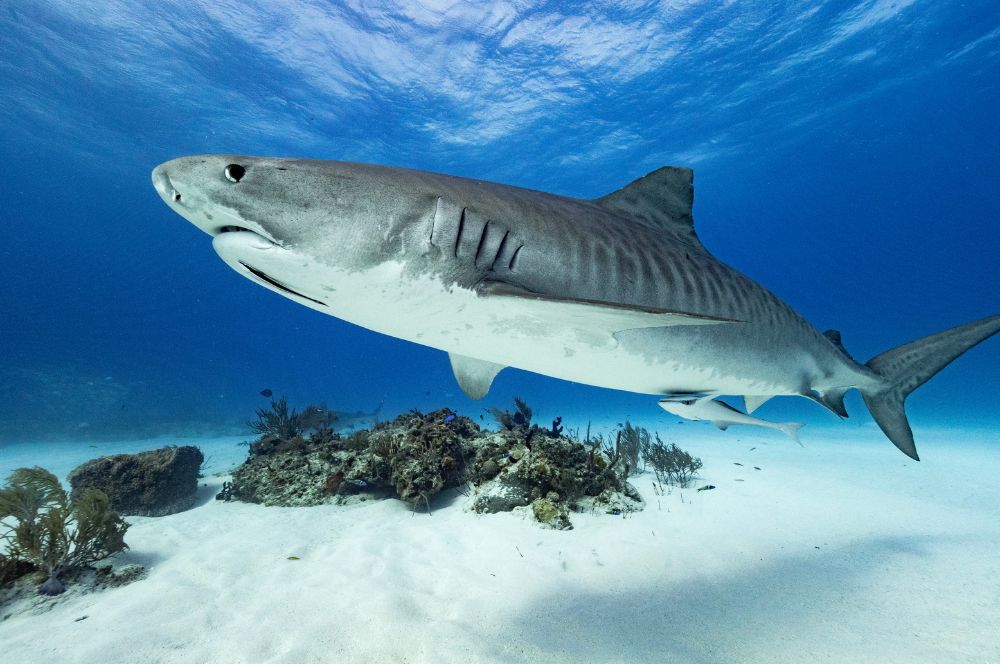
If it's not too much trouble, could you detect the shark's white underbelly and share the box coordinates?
[295,260,801,397]
[212,239,810,397]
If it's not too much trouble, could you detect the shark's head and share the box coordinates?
[152,155,419,313]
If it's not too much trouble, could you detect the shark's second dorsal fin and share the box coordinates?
[595,166,702,250]
[823,329,853,359]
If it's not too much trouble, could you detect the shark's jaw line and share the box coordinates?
[238,261,326,307]
[209,229,334,312]
[152,154,1000,460]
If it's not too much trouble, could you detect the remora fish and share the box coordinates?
[658,395,804,443]
[152,156,1000,460]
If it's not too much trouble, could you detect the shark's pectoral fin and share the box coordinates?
[743,395,773,414]
[478,282,740,337]
[449,353,505,400]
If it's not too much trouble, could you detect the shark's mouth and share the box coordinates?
[238,261,327,307]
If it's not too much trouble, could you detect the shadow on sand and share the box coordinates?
[481,535,954,663]
[191,479,223,509]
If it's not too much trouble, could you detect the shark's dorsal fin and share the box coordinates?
[449,353,505,400]
[595,166,702,250]
[822,329,852,357]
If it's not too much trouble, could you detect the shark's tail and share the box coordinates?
[860,314,1000,461]
[777,422,805,446]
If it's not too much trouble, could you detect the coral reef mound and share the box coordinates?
[219,409,475,507]
[221,402,644,529]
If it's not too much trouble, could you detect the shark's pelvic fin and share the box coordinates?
[448,353,505,400]
[743,394,773,414]
[594,166,702,251]
[478,281,739,334]
[861,313,1000,461]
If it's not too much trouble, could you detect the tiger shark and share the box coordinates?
[152,155,1000,460]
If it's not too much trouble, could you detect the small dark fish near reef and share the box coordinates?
[260,388,273,398]
[697,485,716,492]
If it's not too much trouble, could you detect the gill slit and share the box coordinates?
[509,244,523,271]
[474,220,490,266]
[454,207,466,258]
[492,230,510,272]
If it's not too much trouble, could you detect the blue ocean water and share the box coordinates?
[1,1,998,447]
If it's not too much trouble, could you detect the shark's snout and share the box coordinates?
[152,159,197,226]
[152,156,273,240]
[151,164,179,204]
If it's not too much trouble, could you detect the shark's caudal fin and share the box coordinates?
[861,314,1000,461]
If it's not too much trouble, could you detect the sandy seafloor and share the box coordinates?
[1,420,998,664]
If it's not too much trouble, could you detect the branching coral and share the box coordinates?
[0,467,129,595]
[298,403,336,431]
[490,397,533,431]
[613,421,646,476]
[644,435,703,487]
[248,397,303,439]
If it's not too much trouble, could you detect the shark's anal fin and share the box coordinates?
[808,388,849,418]
[478,281,740,334]
[448,353,505,400]
[743,395,773,414]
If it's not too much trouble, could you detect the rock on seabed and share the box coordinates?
[68,445,203,517]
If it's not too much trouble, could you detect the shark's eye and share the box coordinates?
[225,164,246,183]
